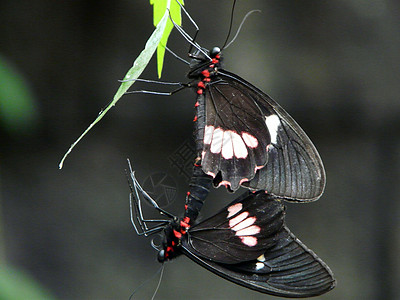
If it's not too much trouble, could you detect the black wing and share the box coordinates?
[200,70,325,201]
[181,191,335,297]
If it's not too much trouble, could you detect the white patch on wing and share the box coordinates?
[231,216,256,231]
[204,125,214,145]
[239,236,257,247]
[227,203,242,218]
[235,225,261,236]
[221,131,234,159]
[231,131,248,158]
[265,114,280,144]
[229,212,248,228]
[204,127,250,159]
[242,132,258,148]
[257,254,266,262]
[210,127,223,153]
[255,262,265,270]
[229,211,260,247]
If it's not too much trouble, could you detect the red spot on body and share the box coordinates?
[212,58,219,64]
[194,101,199,107]
[183,217,190,224]
[193,115,198,122]
[184,204,188,210]
[197,81,205,89]
[209,64,215,68]
[204,78,211,82]
[173,230,182,239]
[180,220,190,228]
[197,89,203,95]
[201,69,210,77]
[215,54,220,59]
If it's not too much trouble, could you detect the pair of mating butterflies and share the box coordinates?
[130,44,335,298]
[129,11,335,298]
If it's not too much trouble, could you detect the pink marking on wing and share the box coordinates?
[242,132,258,148]
[239,236,258,247]
[239,178,249,185]
[229,212,249,228]
[221,131,234,159]
[255,165,264,172]
[210,127,223,154]
[231,216,256,231]
[203,125,214,145]
[235,225,261,236]
[231,131,248,159]
[227,203,242,218]
[206,171,216,178]
[217,180,232,189]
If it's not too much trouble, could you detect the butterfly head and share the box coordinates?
[157,249,166,262]
[210,46,221,58]
[188,46,223,79]
[156,219,188,263]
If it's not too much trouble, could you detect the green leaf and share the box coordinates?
[59,0,171,169]
[0,265,57,300]
[151,0,184,78]
[0,55,38,134]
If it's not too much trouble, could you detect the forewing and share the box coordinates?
[217,70,325,201]
[201,81,271,191]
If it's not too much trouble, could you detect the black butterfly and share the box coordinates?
[189,46,325,202]
[129,168,336,298]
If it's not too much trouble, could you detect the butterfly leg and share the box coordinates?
[126,159,175,236]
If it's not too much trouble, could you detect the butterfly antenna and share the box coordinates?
[221,0,237,49]
[223,9,261,50]
[129,264,165,300]
[151,263,165,300]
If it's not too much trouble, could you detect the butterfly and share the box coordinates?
[189,46,325,202]
[129,168,336,298]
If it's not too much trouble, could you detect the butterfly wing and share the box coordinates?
[180,192,335,297]
[200,70,325,201]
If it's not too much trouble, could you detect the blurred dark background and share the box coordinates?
[1,0,399,299]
